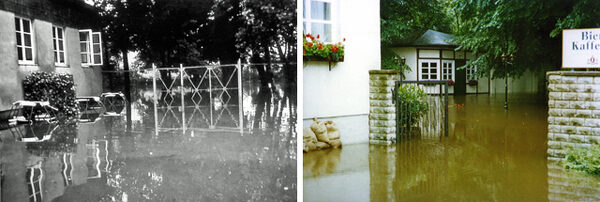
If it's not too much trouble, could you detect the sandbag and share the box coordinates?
[304,142,318,152]
[310,118,329,143]
[303,127,318,152]
[303,127,318,143]
[315,142,331,150]
[306,142,317,152]
[324,120,340,140]
[329,139,342,149]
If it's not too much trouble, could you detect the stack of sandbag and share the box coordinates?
[303,118,342,152]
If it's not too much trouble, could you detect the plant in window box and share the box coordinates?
[468,80,478,86]
[303,33,345,63]
[447,80,455,86]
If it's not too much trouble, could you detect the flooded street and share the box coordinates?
[304,94,600,201]
[0,71,296,201]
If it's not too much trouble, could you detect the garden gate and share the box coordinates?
[152,61,243,133]
[394,80,449,140]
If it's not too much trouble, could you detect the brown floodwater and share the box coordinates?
[304,93,600,201]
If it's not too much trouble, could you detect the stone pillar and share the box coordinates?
[369,70,400,145]
[547,71,600,160]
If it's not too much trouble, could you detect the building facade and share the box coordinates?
[303,0,381,144]
[391,30,542,96]
[0,0,104,112]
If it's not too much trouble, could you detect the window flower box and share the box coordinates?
[303,55,344,62]
[468,80,478,86]
[303,33,345,70]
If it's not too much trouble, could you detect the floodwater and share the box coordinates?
[0,70,296,201]
[304,93,600,201]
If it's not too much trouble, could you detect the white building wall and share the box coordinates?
[490,70,542,94]
[391,47,417,80]
[392,47,495,94]
[303,0,380,144]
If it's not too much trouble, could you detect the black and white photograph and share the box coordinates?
[0,0,296,201]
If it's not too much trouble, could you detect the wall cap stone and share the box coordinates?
[547,71,600,77]
[369,70,401,74]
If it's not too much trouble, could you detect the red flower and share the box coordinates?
[303,49,306,55]
[306,34,312,38]
[318,43,323,50]
[343,38,346,42]
[307,42,313,47]
[331,45,338,53]
[317,34,320,39]
[309,36,315,41]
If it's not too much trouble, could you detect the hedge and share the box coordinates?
[23,71,79,122]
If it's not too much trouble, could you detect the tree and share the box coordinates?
[450,0,600,79]
[550,0,600,37]
[234,0,297,88]
[380,0,451,74]
[380,0,451,47]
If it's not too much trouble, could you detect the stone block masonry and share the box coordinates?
[546,71,600,160]
[369,70,400,145]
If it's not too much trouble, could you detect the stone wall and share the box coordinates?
[369,70,400,144]
[547,71,600,160]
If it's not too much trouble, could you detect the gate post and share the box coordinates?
[180,64,186,132]
[152,63,159,136]
[369,70,401,145]
[208,66,214,129]
[237,59,243,130]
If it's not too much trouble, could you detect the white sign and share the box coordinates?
[563,28,600,68]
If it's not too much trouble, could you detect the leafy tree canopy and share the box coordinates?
[92,0,295,69]
[382,0,600,79]
[450,0,600,79]
[380,0,451,47]
[380,0,451,75]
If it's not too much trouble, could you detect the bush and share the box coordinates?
[23,72,79,121]
[564,145,600,175]
[397,85,429,128]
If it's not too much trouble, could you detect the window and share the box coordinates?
[79,30,103,66]
[53,26,66,65]
[303,0,333,42]
[441,60,454,81]
[419,59,439,80]
[466,65,477,81]
[15,17,35,64]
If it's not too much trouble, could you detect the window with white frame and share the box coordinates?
[15,17,35,64]
[419,59,439,80]
[53,26,66,65]
[303,0,333,42]
[79,30,103,66]
[466,65,477,81]
[441,60,454,81]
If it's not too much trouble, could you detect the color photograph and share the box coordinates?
[302,0,600,201]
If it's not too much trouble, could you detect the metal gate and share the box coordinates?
[152,61,243,133]
[394,80,449,140]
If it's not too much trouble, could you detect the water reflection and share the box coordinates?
[0,67,296,201]
[304,94,600,201]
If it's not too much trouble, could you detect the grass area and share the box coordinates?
[565,145,600,176]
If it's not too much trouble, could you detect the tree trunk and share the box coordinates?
[122,49,132,132]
